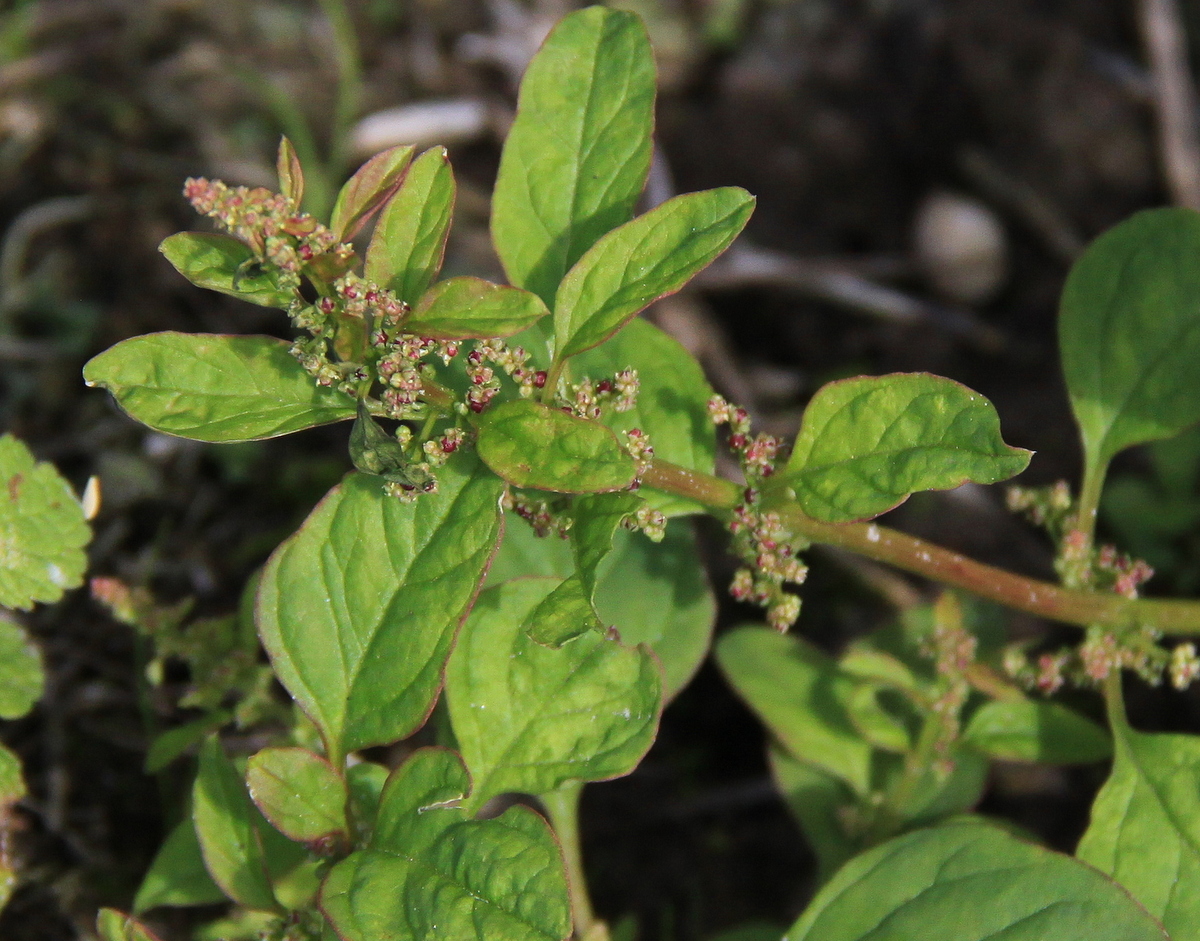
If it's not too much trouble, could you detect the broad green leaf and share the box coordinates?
[716,627,874,795]
[489,519,714,698]
[963,700,1111,764]
[159,233,294,308]
[0,435,89,611]
[491,6,656,307]
[320,748,571,941]
[330,144,416,241]
[192,736,277,911]
[404,277,549,340]
[553,188,755,361]
[246,747,348,850]
[1077,717,1200,937]
[475,400,635,493]
[0,615,43,718]
[1060,207,1200,474]
[446,579,661,810]
[788,817,1166,941]
[84,333,356,442]
[366,146,455,305]
[782,373,1030,523]
[144,710,232,773]
[97,909,165,941]
[257,458,503,757]
[575,318,716,516]
[134,818,226,912]
[769,745,858,881]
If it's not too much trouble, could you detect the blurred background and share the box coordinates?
[4,0,1200,938]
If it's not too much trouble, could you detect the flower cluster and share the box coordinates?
[1003,622,1179,693]
[558,370,640,419]
[501,492,573,538]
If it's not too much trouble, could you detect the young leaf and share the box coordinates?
[246,747,348,850]
[365,146,455,306]
[1077,718,1200,937]
[349,402,434,491]
[1060,207,1200,475]
[144,710,233,773]
[97,910,165,941]
[782,373,1031,523]
[257,457,503,758]
[276,136,304,207]
[475,400,636,493]
[403,277,549,340]
[192,736,278,911]
[0,435,90,611]
[84,333,356,442]
[768,745,859,881]
[446,579,661,810]
[491,6,656,307]
[523,576,603,648]
[320,748,571,941]
[133,818,227,912]
[787,817,1166,941]
[963,700,1112,764]
[553,188,755,361]
[715,627,873,795]
[329,144,416,242]
[574,318,717,516]
[0,615,44,718]
[159,233,294,309]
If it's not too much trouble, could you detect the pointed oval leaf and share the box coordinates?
[492,6,656,306]
[1060,207,1200,471]
[575,318,717,516]
[257,459,503,757]
[788,818,1166,941]
[447,579,661,809]
[276,137,304,208]
[553,188,755,361]
[0,615,44,718]
[475,400,635,493]
[330,145,416,242]
[404,277,549,340]
[192,736,277,911]
[160,233,294,308]
[84,333,356,442]
[134,818,226,912]
[715,627,873,795]
[320,748,571,941]
[1077,721,1200,937]
[97,910,165,941]
[246,747,348,849]
[782,373,1031,523]
[0,435,90,611]
[963,700,1112,764]
[365,146,455,306]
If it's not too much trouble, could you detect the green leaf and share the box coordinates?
[97,909,165,941]
[320,748,571,941]
[349,402,435,491]
[575,318,717,516]
[134,818,227,912]
[159,233,294,308]
[782,373,1031,523]
[768,745,858,881]
[446,579,661,810]
[488,519,713,698]
[330,145,415,242]
[276,136,304,207]
[1077,717,1200,938]
[144,710,232,773]
[523,576,603,648]
[0,435,89,611]
[192,736,278,911]
[246,747,348,850]
[0,615,43,719]
[963,700,1112,764]
[347,761,390,841]
[475,400,635,493]
[83,333,356,442]
[257,458,503,758]
[491,6,656,307]
[787,817,1167,941]
[1060,207,1200,474]
[553,188,755,361]
[715,627,874,795]
[404,277,549,340]
[0,743,24,807]
[366,146,455,306]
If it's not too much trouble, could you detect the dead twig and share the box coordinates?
[1138,0,1200,209]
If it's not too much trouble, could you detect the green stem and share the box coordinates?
[643,457,1200,635]
[872,711,942,842]
[542,359,567,405]
[542,783,597,939]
